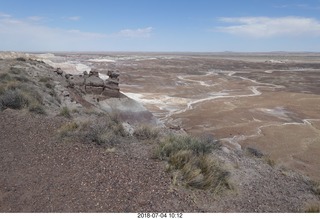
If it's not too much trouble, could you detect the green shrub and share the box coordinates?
[0,90,29,110]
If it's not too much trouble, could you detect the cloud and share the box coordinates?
[117,27,153,38]
[0,14,154,51]
[0,12,11,18]
[217,16,320,38]
[27,16,45,22]
[67,16,81,21]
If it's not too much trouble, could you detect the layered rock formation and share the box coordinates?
[54,68,121,99]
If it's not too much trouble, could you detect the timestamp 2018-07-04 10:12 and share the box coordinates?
[137,213,183,218]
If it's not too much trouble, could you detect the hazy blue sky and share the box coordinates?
[1,0,320,52]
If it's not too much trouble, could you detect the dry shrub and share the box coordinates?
[58,115,127,147]
[154,134,221,160]
[28,104,46,115]
[154,134,230,194]
[133,124,159,140]
[59,107,72,118]
[57,122,79,138]
[0,90,29,110]
[304,203,320,213]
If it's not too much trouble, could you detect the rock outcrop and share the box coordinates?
[55,68,121,98]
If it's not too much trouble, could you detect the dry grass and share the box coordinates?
[59,107,72,119]
[133,124,159,140]
[304,203,320,213]
[154,134,221,160]
[264,156,276,167]
[312,181,320,196]
[0,68,43,113]
[154,134,230,194]
[57,122,79,138]
[0,89,29,110]
[57,115,127,148]
[28,104,46,115]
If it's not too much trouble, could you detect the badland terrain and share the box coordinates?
[0,52,319,212]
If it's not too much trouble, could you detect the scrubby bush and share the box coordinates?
[39,77,52,83]
[133,125,159,140]
[9,67,23,75]
[0,90,29,110]
[28,104,46,115]
[57,122,79,138]
[57,115,127,148]
[153,134,230,193]
[59,107,72,118]
[154,134,221,160]
[0,73,12,81]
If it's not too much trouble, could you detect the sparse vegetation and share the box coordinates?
[39,77,52,83]
[153,134,230,194]
[304,203,320,213]
[154,135,221,160]
[264,156,276,167]
[57,115,127,148]
[28,104,46,115]
[59,107,72,118]
[312,181,320,196]
[0,89,29,110]
[133,124,159,140]
[57,121,79,138]
[16,57,26,62]
[0,66,43,113]
[246,147,264,158]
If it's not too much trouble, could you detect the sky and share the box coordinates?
[1,0,320,52]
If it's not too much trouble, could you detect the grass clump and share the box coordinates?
[39,77,52,83]
[154,135,221,160]
[304,204,320,213]
[58,115,127,148]
[312,182,320,196]
[133,124,159,140]
[0,90,29,110]
[154,134,230,194]
[28,104,46,115]
[59,107,72,118]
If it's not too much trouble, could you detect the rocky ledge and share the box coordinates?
[55,68,121,99]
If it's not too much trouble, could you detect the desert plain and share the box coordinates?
[83,52,320,181]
